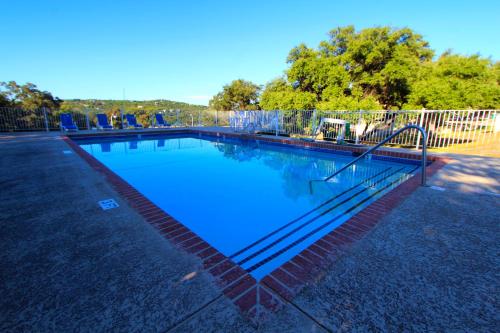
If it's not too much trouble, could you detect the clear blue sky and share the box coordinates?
[1,0,499,105]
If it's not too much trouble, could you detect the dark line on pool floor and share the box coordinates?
[228,166,393,259]
[236,167,407,266]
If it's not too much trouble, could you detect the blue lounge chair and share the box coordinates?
[97,114,113,130]
[125,114,143,129]
[60,113,78,131]
[155,114,171,127]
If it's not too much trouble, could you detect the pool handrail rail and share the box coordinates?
[319,124,428,186]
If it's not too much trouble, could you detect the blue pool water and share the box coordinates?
[78,134,418,280]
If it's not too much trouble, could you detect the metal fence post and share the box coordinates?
[42,107,49,132]
[311,109,317,136]
[85,109,90,130]
[120,109,124,129]
[494,111,500,133]
[355,110,363,144]
[215,110,218,126]
[416,108,425,149]
[275,110,279,136]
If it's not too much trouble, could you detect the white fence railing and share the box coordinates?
[229,109,499,149]
[229,110,282,133]
[282,109,500,149]
[1,107,498,149]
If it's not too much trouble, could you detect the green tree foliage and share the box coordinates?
[0,81,208,129]
[405,53,500,109]
[209,79,261,110]
[229,25,499,111]
[59,99,207,128]
[60,99,207,113]
[260,78,317,110]
[316,90,381,110]
[0,81,62,109]
[0,82,206,113]
[324,26,433,108]
[0,91,9,107]
[261,26,434,110]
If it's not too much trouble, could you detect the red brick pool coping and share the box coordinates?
[63,130,450,321]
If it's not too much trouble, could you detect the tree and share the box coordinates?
[209,79,261,110]
[0,81,62,109]
[405,53,500,109]
[316,90,381,110]
[258,26,436,110]
[260,78,317,110]
[0,90,9,107]
[329,26,433,108]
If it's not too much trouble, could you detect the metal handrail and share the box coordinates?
[317,124,428,186]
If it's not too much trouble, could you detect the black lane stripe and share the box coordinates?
[228,166,393,259]
[236,166,407,266]
[246,165,420,272]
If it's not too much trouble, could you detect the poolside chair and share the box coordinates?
[125,114,143,129]
[60,113,78,132]
[155,113,171,127]
[97,114,113,130]
[301,118,350,142]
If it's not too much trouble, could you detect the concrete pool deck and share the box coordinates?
[1,132,498,332]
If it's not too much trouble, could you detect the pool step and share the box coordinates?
[229,166,394,259]
[231,166,404,262]
[232,165,418,277]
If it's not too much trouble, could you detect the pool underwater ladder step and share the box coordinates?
[232,165,419,276]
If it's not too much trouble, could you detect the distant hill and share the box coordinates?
[60,99,208,113]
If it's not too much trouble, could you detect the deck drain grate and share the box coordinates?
[62,150,73,154]
[430,185,446,191]
[98,199,119,210]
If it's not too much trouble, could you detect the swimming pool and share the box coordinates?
[77,134,419,280]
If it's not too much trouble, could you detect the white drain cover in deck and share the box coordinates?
[98,199,119,210]
[430,185,446,192]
